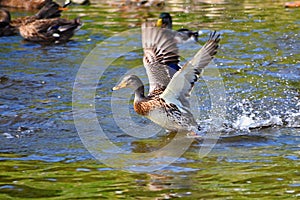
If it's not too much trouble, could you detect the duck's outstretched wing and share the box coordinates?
[160,31,220,109]
[142,22,180,95]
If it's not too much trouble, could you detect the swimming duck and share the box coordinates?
[156,12,199,43]
[109,0,165,8]
[0,0,69,36]
[113,23,220,134]
[19,17,82,44]
[0,9,17,36]
[0,0,48,10]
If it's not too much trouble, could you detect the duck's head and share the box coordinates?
[112,75,144,91]
[157,12,172,29]
[0,9,11,26]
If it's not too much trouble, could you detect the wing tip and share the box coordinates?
[205,30,221,57]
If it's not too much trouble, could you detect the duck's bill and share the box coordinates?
[156,18,163,27]
[112,82,126,91]
[112,86,120,91]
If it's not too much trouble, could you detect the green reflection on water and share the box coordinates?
[0,147,299,199]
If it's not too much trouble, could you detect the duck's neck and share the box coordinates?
[167,23,172,29]
[134,85,145,102]
[165,18,172,29]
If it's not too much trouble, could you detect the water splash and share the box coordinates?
[223,98,300,132]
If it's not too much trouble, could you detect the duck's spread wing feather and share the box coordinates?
[142,22,180,95]
[160,31,220,109]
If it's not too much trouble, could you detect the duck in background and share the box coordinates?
[0,0,69,36]
[0,9,16,36]
[19,17,82,44]
[108,0,165,8]
[156,12,200,44]
[0,0,82,44]
[0,0,48,10]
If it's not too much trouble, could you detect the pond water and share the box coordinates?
[0,0,299,199]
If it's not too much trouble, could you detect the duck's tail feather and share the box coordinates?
[57,18,82,33]
[47,18,82,42]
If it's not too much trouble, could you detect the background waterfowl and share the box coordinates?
[0,0,48,10]
[113,23,220,135]
[0,9,16,36]
[108,0,165,8]
[157,12,199,43]
[19,17,82,44]
[0,0,69,36]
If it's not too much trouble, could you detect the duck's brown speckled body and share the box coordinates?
[0,0,48,10]
[19,17,82,44]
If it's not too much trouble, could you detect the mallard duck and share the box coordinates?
[109,0,165,8]
[0,0,49,10]
[112,23,220,134]
[0,0,69,36]
[0,9,17,36]
[156,12,199,43]
[19,17,82,44]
